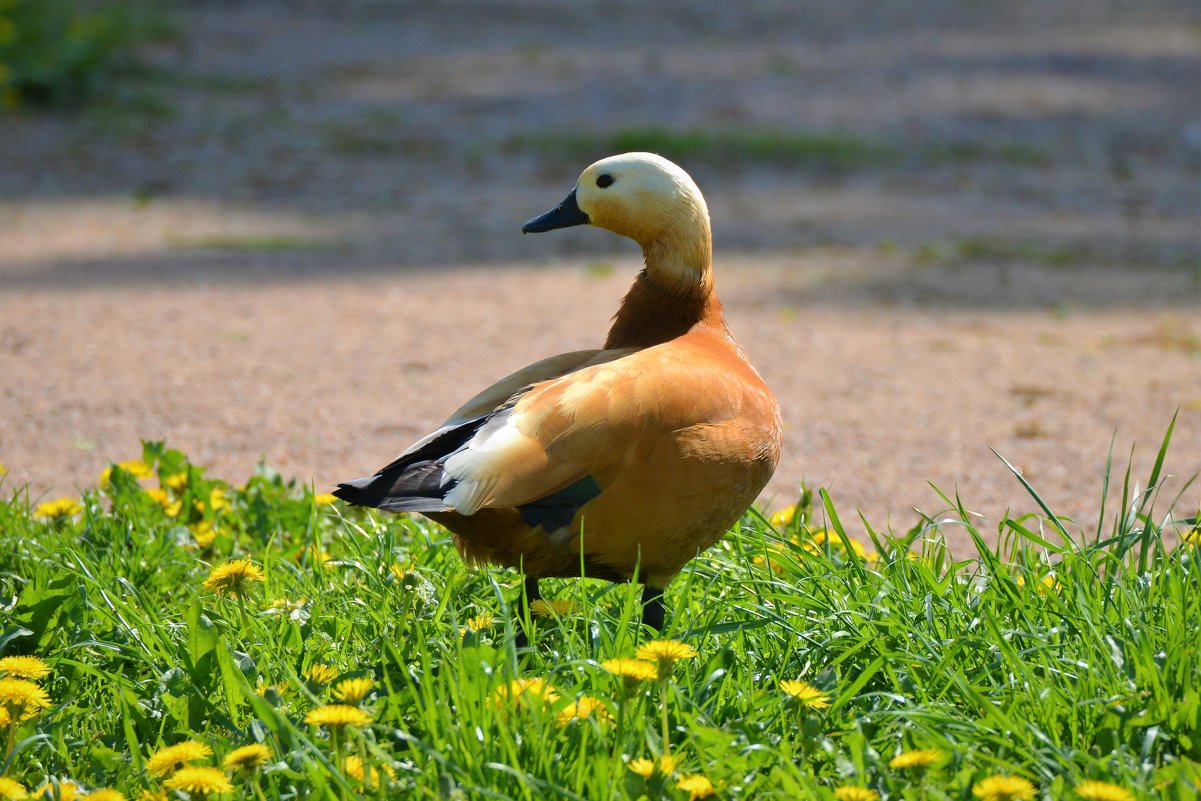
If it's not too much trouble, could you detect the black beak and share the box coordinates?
[521,188,590,233]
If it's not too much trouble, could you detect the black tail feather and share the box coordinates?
[333,413,493,514]
[332,460,455,513]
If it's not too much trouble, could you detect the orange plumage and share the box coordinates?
[335,152,782,631]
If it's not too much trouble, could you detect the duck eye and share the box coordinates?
[596,174,614,189]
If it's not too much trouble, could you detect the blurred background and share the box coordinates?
[2,0,1199,547]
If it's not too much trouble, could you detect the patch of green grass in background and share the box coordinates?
[507,126,897,170]
[0,429,1197,799]
[0,0,178,109]
[925,140,1053,167]
[609,127,897,169]
[911,238,1201,273]
[584,261,615,279]
[320,112,443,157]
[913,238,1084,268]
[506,127,1055,171]
[169,234,341,253]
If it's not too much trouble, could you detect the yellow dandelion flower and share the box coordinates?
[889,748,944,770]
[635,639,697,678]
[601,657,659,690]
[816,531,864,557]
[305,704,372,728]
[135,791,167,801]
[84,790,126,801]
[163,472,189,492]
[306,545,333,565]
[555,695,613,727]
[35,781,81,801]
[164,766,234,796]
[628,755,676,779]
[1182,527,1199,546]
[490,678,559,709]
[314,493,338,506]
[0,677,51,721]
[753,543,791,575]
[677,774,716,800]
[255,680,287,699]
[466,613,494,632]
[305,663,339,685]
[189,520,217,548]
[833,788,879,801]
[202,559,266,598]
[344,755,396,785]
[0,464,7,479]
[387,562,413,580]
[332,677,374,705]
[770,504,797,528]
[798,529,823,554]
[636,639,697,664]
[780,679,832,710]
[800,529,868,558]
[0,777,28,801]
[34,497,83,520]
[530,599,578,617]
[118,460,154,480]
[0,655,51,680]
[144,487,182,517]
[146,740,213,777]
[972,774,1037,801]
[1074,780,1134,801]
[268,597,307,617]
[222,743,272,773]
[1015,573,1058,594]
[208,486,229,512]
[99,459,152,487]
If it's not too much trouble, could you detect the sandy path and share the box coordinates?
[4,256,1198,553]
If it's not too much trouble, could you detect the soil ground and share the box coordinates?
[2,0,1199,552]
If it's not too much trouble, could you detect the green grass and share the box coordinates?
[0,432,1198,800]
[0,0,179,109]
[504,127,1053,171]
[320,117,437,157]
[910,238,1201,273]
[913,238,1084,269]
[169,234,340,253]
[506,127,897,170]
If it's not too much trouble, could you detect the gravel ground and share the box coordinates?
[2,0,1199,552]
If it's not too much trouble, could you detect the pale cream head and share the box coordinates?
[573,152,710,245]
[576,153,713,293]
[521,152,715,295]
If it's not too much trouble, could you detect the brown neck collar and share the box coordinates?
[604,269,724,349]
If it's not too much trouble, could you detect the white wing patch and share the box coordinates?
[442,412,538,514]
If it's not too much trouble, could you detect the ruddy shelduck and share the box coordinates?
[335,152,782,633]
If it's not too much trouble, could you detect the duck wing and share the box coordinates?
[440,335,766,513]
[337,334,766,537]
[333,348,635,514]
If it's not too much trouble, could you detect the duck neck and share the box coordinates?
[604,231,722,349]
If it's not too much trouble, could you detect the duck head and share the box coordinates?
[523,152,713,294]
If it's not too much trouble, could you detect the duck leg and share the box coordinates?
[641,585,665,632]
[514,576,541,648]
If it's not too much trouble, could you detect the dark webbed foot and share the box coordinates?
[641,585,665,632]
[514,576,541,649]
